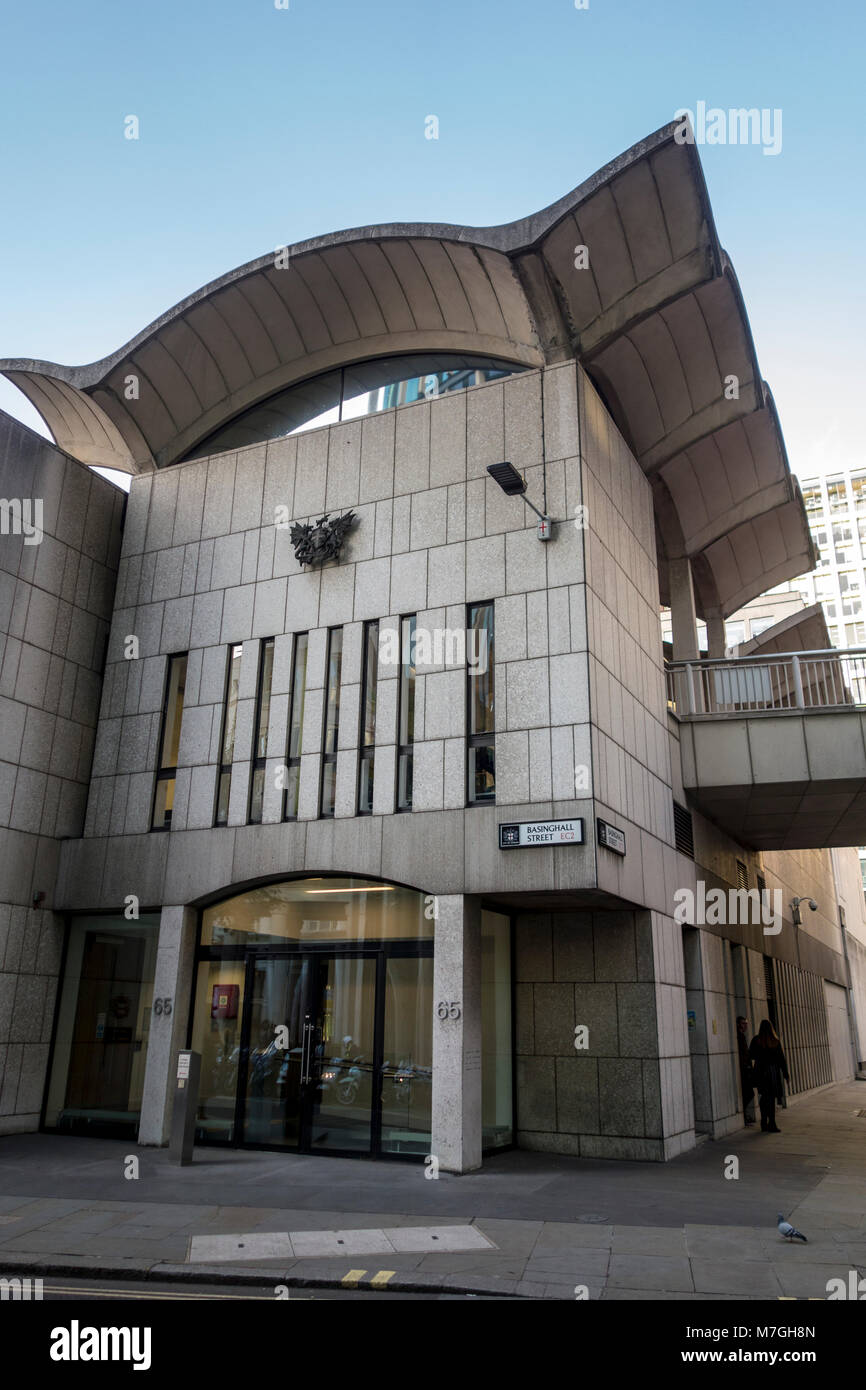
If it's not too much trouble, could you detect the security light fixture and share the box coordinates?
[487,461,552,538]
[487,461,527,497]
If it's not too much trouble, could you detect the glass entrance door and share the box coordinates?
[307,955,377,1153]
[242,954,314,1148]
[238,952,378,1155]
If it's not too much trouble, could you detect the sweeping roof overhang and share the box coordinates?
[0,121,814,618]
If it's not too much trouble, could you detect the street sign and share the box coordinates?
[499,818,584,849]
[597,819,626,856]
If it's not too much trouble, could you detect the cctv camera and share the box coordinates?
[808,899,818,912]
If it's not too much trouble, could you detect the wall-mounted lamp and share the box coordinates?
[790,896,818,926]
[487,462,553,541]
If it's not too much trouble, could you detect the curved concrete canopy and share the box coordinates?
[0,120,813,616]
[738,603,830,657]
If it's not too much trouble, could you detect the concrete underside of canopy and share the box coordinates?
[678,712,866,849]
[0,120,815,617]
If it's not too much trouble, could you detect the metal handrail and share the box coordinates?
[665,648,866,718]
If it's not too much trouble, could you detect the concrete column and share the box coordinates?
[706,610,726,659]
[669,557,700,661]
[138,905,199,1146]
[431,894,482,1173]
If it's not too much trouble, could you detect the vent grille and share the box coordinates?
[673,801,694,858]
[737,860,748,891]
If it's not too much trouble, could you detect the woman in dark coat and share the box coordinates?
[748,1020,789,1132]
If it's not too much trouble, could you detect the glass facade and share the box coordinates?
[152,654,187,829]
[397,615,416,810]
[283,631,308,820]
[182,354,526,460]
[320,627,343,817]
[44,915,160,1137]
[191,877,435,1157]
[248,637,275,824]
[215,643,243,826]
[467,601,495,803]
[358,620,378,813]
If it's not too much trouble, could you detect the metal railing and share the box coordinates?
[665,648,866,718]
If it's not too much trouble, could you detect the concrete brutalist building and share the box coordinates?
[1,122,865,1171]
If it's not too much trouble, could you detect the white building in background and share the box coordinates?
[778,467,866,650]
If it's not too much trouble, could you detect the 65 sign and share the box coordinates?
[436,1000,461,1020]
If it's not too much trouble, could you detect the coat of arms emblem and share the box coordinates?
[290,511,357,567]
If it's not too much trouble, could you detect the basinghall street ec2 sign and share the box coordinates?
[499,819,584,849]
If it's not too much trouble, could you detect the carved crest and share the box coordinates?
[290,511,357,567]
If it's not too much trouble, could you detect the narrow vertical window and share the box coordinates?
[397,614,416,811]
[248,637,275,824]
[320,627,343,818]
[467,601,495,804]
[358,619,379,813]
[283,632,308,821]
[215,643,243,827]
[152,653,187,829]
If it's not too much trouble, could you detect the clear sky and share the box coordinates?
[1,0,863,488]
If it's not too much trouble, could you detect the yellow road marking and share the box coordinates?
[370,1270,395,1288]
[342,1268,367,1288]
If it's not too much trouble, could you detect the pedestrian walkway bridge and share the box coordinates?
[666,649,866,849]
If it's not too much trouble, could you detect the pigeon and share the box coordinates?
[777,1213,808,1242]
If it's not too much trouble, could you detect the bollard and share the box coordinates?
[169,1050,201,1165]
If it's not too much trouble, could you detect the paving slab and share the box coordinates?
[772,1262,855,1299]
[607,1254,694,1292]
[612,1225,687,1255]
[189,1231,296,1262]
[690,1259,783,1296]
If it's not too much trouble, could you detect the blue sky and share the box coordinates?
[1,0,863,485]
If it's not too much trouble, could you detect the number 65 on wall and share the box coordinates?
[436,1000,461,1020]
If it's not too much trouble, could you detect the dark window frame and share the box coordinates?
[319,626,343,819]
[247,637,275,825]
[282,631,309,822]
[214,642,244,828]
[357,619,379,816]
[396,614,416,812]
[150,651,188,832]
[466,600,495,807]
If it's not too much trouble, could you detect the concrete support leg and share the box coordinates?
[706,610,726,659]
[431,894,482,1174]
[669,557,700,662]
[138,905,198,1146]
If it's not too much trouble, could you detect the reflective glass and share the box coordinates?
[380,956,433,1155]
[44,916,160,1137]
[202,877,433,946]
[183,355,526,460]
[191,961,246,1142]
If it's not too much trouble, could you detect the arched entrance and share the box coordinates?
[189,875,433,1158]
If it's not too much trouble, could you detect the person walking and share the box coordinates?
[736,1016,755,1124]
[748,1019,789,1132]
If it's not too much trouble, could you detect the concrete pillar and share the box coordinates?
[139,905,198,1146]
[669,557,700,661]
[706,610,726,659]
[431,894,482,1173]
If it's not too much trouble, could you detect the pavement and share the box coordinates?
[0,1080,864,1301]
